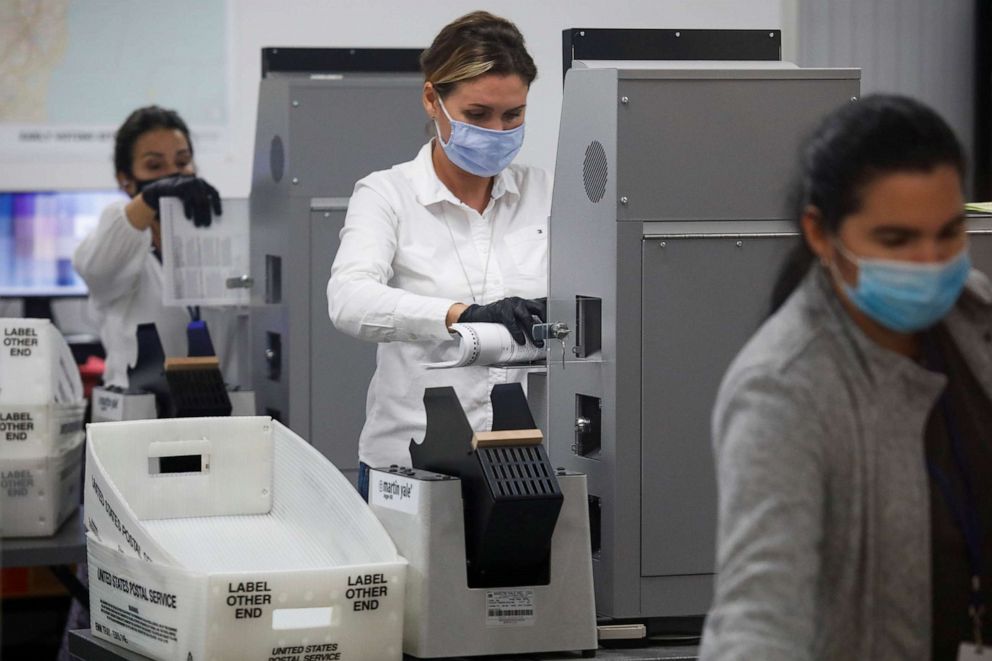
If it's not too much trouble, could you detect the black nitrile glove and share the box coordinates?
[139,174,222,227]
[458,297,546,346]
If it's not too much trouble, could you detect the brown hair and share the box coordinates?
[114,106,192,177]
[420,11,537,97]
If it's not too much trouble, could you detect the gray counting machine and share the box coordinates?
[544,28,863,628]
[249,48,428,481]
[546,27,992,630]
[368,384,597,658]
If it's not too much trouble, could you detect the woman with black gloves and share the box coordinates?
[73,106,237,388]
[327,12,550,495]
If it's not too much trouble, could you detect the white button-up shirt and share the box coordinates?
[327,141,550,468]
[73,200,242,388]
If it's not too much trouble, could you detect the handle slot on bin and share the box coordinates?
[147,439,212,477]
[149,454,208,475]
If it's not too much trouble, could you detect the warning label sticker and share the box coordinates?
[486,589,535,627]
[98,599,178,644]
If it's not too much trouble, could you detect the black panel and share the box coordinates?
[575,295,602,358]
[471,445,562,587]
[490,383,538,431]
[412,386,562,589]
[165,367,232,418]
[265,254,282,304]
[562,28,781,80]
[588,494,601,556]
[410,386,474,478]
[261,47,424,78]
[127,322,168,415]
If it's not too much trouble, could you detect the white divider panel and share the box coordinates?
[86,417,273,521]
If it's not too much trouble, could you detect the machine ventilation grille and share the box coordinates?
[479,445,560,498]
[583,140,608,203]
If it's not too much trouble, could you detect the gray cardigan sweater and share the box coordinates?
[700,266,992,661]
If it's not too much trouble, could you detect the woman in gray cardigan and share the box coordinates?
[700,95,992,661]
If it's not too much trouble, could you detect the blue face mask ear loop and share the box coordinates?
[823,236,860,296]
[433,94,455,149]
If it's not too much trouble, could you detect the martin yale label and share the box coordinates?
[369,472,419,515]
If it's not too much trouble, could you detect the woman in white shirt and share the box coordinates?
[327,11,551,496]
[73,106,238,389]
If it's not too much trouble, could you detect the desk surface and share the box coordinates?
[2,508,87,567]
[69,630,698,660]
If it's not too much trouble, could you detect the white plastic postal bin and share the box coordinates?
[0,435,84,536]
[0,317,86,537]
[84,416,406,661]
[0,317,86,460]
[0,401,86,459]
[0,318,84,406]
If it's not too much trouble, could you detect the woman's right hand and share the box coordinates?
[134,174,223,227]
[124,196,158,229]
[124,197,162,249]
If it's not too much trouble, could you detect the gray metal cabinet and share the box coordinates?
[547,63,861,619]
[249,73,428,475]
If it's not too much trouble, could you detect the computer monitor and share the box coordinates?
[0,190,126,298]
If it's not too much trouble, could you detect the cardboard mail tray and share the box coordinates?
[85,416,406,661]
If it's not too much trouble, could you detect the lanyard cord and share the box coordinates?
[924,334,987,645]
[441,206,495,305]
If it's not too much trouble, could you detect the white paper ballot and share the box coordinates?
[160,197,250,307]
[424,322,544,369]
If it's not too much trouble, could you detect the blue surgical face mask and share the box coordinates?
[435,96,525,177]
[830,240,971,333]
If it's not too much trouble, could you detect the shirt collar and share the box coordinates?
[410,140,520,208]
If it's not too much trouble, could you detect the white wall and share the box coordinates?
[0,0,782,197]
[790,0,975,193]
